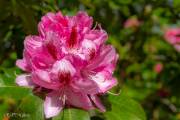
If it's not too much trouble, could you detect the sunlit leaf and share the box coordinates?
[53,109,90,120]
[105,90,146,120]
[0,87,44,120]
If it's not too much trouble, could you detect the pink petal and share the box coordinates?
[90,71,118,93]
[16,74,34,87]
[90,95,106,112]
[22,36,55,70]
[24,35,43,56]
[71,54,88,67]
[66,88,94,110]
[32,70,60,90]
[38,12,57,37]
[44,92,63,118]
[68,39,97,64]
[76,11,93,34]
[71,76,99,94]
[44,31,64,59]
[84,30,108,46]
[24,46,55,70]
[51,58,76,76]
[16,59,31,72]
[87,45,118,73]
[31,53,54,70]
[81,39,97,60]
[38,11,68,37]
[66,26,79,48]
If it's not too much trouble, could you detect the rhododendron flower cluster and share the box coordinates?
[16,11,118,118]
[164,28,180,52]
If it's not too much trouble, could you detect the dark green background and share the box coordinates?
[0,0,180,120]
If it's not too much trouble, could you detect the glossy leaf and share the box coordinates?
[105,90,146,120]
[0,87,44,120]
[53,109,90,120]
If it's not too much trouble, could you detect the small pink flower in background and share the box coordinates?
[164,28,180,52]
[154,63,163,74]
[16,11,118,118]
[124,17,140,28]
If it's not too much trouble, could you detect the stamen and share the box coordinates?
[98,23,102,30]
[14,71,18,77]
[59,88,66,106]
[62,94,66,106]
[93,22,98,30]
[107,90,121,96]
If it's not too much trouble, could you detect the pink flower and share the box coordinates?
[154,63,163,74]
[16,11,118,118]
[164,28,180,52]
[124,17,140,28]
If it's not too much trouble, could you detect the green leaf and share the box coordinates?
[123,84,157,102]
[18,94,44,120]
[0,86,31,99]
[0,77,4,86]
[105,90,146,120]
[0,66,45,119]
[53,109,90,120]
[0,67,21,86]
[0,104,8,119]
[0,87,44,120]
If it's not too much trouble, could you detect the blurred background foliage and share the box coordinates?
[0,0,180,120]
